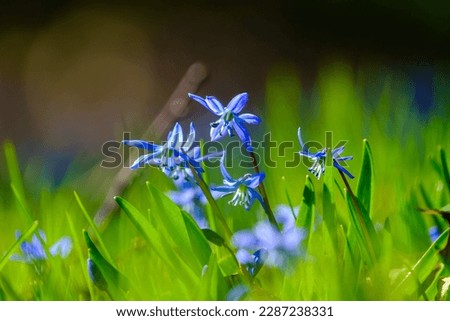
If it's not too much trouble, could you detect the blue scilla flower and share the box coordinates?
[298,128,354,179]
[168,175,208,228]
[232,205,305,272]
[10,230,72,264]
[123,122,203,180]
[188,93,261,151]
[211,155,264,211]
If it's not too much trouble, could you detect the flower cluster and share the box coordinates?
[232,205,306,273]
[10,230,72,274]
[124,92,354,277]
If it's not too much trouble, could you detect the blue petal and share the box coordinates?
[248,188,264,209]
[122,140,161,152]
[227,93,248,113]
[49,236,73,258]
[183,122,196,150]
[220,155,235,183]
[205,96,225,114]
[332,145,345,157]
[210,185,237,193]
[226,284,249,301]
[210,121,228,141]
[297,128,306,150]
[335,156,353,161]
[188,93,222,115]
[130,152,160,169]
[232,230,258,248]
[171,122,183,149]
[333,160,354,179]
[243,172,265,189]
[21,235,46,261]
[239,113,261,125]
[232,120,252,151]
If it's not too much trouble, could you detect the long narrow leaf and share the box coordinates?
[297,175,315,250]
[356,139,374,217]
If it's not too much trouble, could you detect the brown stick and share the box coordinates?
[94,62,208,227]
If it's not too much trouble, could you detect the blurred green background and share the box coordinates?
[0,0,449,180]
[0,0,449,300]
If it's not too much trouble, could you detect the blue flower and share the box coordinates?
[168,175,209,228]
[298,128,354,179]
[188,93,261,151]
[10,230,72,264]
[232,205,305,272]
[211,155,264,210]
[123,122,203,180]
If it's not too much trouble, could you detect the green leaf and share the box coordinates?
[297,175,315,250]
[181,211,211,266]
[357,139,374,217]
[74,191,113,263]
[3,141,32,223]
[218,255,239,277]
[114,196,199,288]
[394,227,449,295]
[440,147,450,194]
[0,221,39,272]
[83,230,125,292]
[202,228,225,247]
[345,189,378,266]
[146,182,193,257]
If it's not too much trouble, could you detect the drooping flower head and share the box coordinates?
[188,93,261,151]
[232,205,306,274]
[298,128,354,179]
[123,122,203,180]
[211,154,265,211]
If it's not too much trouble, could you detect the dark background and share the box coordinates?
[0,0,449,177]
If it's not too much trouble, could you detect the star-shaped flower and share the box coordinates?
[211,155,265,210]
[298,128,354,179]
[123,122,203,180]
[188,93,261,151]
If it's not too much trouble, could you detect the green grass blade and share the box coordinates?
[74,191,113,263]
[181,210,211,266]
[440,146,450,194]
[356,139,374,217]
[83,230,128,297]
[345,189,377,266]
[146,182,193,255]
[3,141,32,223]
[296,175,315,250]
[0,221,39,272]
[114,196,199,287]
[394,227,449,295]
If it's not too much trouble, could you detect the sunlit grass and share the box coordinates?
[0,60,449,300]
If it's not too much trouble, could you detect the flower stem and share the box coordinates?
[189,164,233,240]
[248,151,280,231]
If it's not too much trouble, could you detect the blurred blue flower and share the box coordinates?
[211,155,264,211]
[232,205,305,272]
[10,230,72,264]
[168,175,208,228]
[188,93,261,151]
[429,226,440,243]
[123,122,204,180]
[298,128,354,179]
